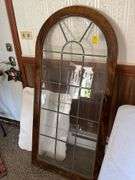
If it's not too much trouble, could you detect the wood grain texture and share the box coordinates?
[22,60,135,102]
[22,59,135,136]
[22,57,35,87]
[32,5,118,180]
[117,64,135,75]
[108,64,135,135]
[117,75,135,105]
[5,1,134,178]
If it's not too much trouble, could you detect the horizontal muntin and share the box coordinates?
[43,49,107,58]
[41,106,99,125]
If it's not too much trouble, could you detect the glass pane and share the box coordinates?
[73,145,96,177]
[39,135,56,159]
[41,87,59,112]
[57,114,70,142]
[40,109,57,138]
[38,15,107,179]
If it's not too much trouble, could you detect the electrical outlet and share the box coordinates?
[20,31,33,40]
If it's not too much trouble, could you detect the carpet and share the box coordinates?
[0,155,7,178]
[0,123,67,180]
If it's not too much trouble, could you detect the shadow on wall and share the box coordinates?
[100,10,127,63]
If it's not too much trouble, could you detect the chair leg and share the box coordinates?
[0,122,7,137]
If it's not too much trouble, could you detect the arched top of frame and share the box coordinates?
[35,5,118,94]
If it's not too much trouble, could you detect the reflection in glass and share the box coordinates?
[38,16,107,178]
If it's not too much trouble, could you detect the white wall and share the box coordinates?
[0,0,16,62]
[0,1,22,121]
[12,0,135,65]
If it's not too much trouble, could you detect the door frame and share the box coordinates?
[5,0,27,86]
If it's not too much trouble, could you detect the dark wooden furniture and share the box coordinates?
[32,6,118,180]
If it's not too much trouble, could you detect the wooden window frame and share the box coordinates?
[32,5,118,180]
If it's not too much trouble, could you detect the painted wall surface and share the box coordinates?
[12,0,135,65]
[0,0,16,62]
[0,1,22,121]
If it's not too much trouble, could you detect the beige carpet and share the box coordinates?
[0,123,67,180]
[0,154,7,178]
